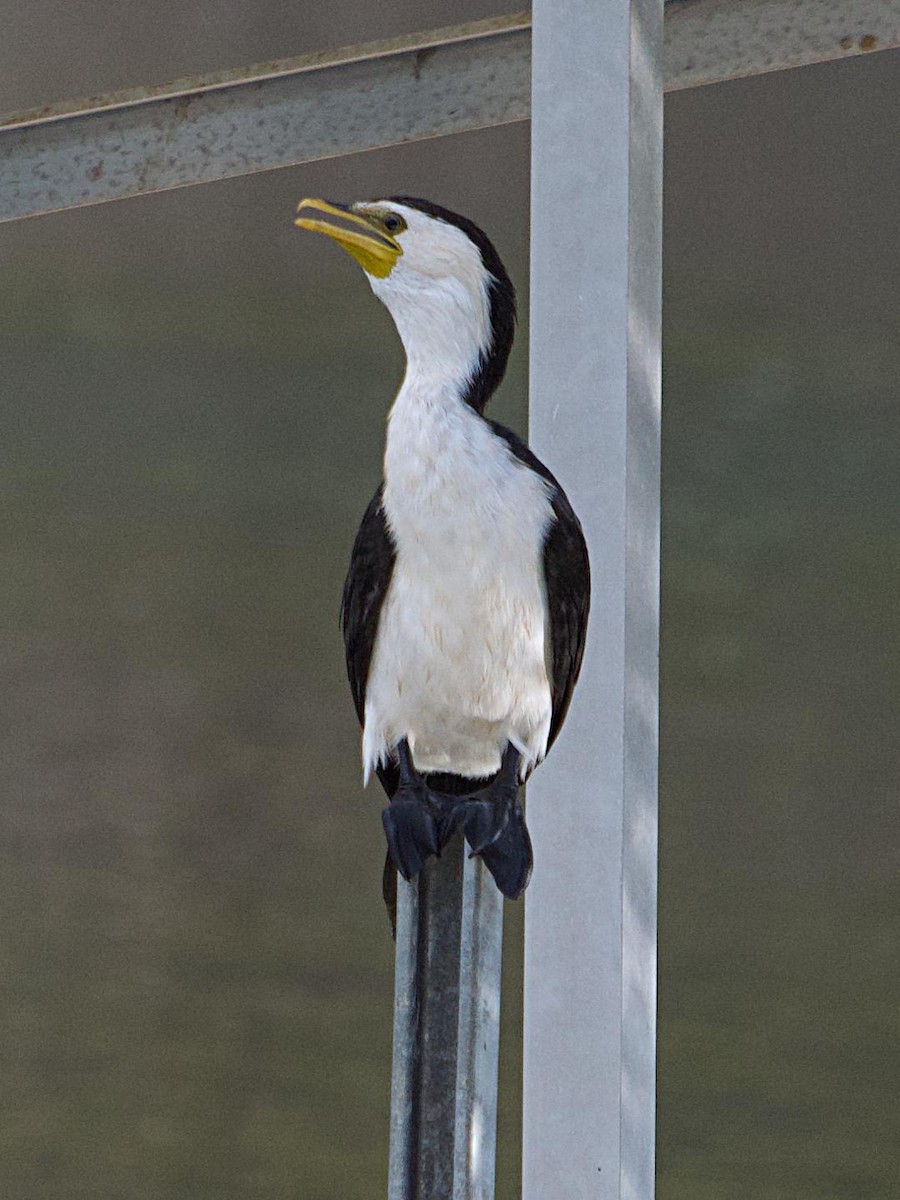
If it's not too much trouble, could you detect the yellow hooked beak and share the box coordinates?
[294,198,403,278]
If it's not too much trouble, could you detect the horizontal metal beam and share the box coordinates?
[2,1,898,222]
[663,0,899,92]
[0,14,531,224]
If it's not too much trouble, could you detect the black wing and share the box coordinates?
[340,486,400,800]
[489,422,591,753]
[340,486,396,726]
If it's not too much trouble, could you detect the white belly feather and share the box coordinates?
[362,392,554,782]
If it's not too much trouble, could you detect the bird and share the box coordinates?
[294,196,589,924]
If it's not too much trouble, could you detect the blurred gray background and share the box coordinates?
[1,4,898,1198]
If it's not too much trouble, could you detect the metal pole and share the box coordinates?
[388,835,504,1200]
[524,0,662,1198]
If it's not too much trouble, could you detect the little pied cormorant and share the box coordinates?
[294,197,589,920]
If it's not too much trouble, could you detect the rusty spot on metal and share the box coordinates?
[173,91,204,119]
[87,162,104,181]
[413,47,438,82]
[859,34,878,52]
[839,36,854,50]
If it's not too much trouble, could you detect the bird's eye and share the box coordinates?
[383,214,402,234]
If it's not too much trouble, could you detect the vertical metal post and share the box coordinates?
[388,834,504,1200]
[525,0,662,1198]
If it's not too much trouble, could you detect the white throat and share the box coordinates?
[370,263,492,401]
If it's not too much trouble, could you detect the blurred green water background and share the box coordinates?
[1,6,898,1197]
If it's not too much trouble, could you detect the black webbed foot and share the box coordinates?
[453,744,534,900]
[381,739,442,882]
[461,796,512,855]
[475,800,532,899]
[382,740,534,897]
[382,794,439,882]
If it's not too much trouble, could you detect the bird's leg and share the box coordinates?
[454,743,533,900]
[381,738,441,882]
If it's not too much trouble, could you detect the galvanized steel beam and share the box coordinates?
[2,1,898,223]
[0,14,531,224]
[388,839,503,1200]
[664,0,899,91]
[524,0,662,1196]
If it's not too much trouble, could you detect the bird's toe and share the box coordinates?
[382,798,440,881]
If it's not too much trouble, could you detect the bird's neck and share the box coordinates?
[373,273,493,410]
[384,364,476,487]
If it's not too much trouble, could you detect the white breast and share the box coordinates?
[362,386,555,783]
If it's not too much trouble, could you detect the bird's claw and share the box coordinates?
[447,786,533,899]
[381,793,440,881]
[476,801,533,899]
[381,765,533,899]
[460,798,511,855]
